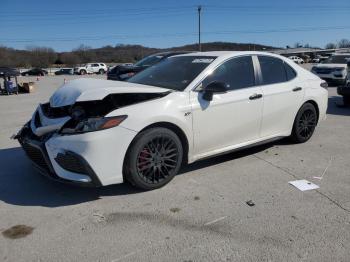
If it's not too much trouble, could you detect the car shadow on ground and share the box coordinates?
[0,147,143,207]
[0,141,279,208]
[327,96,350,116]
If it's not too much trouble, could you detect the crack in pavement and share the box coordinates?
[253,154,350,214]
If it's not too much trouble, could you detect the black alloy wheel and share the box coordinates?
[291,103,317,143]
[124,127,183,190]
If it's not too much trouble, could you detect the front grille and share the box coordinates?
[315,68,332,74]
[41,103,70,118]
[22,142,50,172]
[55,152,87,174]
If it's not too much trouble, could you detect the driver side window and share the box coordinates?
[203,56,255,91]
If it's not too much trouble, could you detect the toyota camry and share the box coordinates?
[16,51,328,190]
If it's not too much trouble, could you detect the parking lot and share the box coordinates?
[0,74,350,261]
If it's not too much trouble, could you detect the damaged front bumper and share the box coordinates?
[16,105,138,187]
[17,123,102,187]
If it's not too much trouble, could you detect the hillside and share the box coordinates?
[0,42,278,68]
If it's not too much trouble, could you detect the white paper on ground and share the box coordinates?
[288,179,319,191]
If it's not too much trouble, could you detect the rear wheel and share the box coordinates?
[80,70,86,75]
[290,103,317,143]
[124,127,183,190]
[99,69,105,74]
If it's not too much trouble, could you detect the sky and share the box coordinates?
[1,0,350,51]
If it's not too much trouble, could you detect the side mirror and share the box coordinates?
[202,81,227,101]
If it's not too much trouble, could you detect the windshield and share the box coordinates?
[128,56,216,91]
[322,55,350,64]
[134,54,165,67]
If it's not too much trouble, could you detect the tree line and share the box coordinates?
[2,39,349,68]
[0,42,276,68]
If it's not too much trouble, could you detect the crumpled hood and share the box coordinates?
[49,78,170,107]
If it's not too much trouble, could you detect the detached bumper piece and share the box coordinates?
[17,124,102,187]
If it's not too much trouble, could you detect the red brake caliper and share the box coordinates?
[138,147,150,171]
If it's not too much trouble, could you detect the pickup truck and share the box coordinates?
[74,63,108,75]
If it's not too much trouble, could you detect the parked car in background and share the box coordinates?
[311,53,350,85]
[312,55,330,63]
[288,56,304,64]
[21,68,48,76]
[54,68,74,75]
[74,63,107,75]
[337,61,350,105]
[16,51,328,190]
[107,51,190,81]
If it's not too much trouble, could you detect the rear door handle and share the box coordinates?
[249,93,263,100]
[293,87,302,92]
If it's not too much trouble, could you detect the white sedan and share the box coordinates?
[16,51,328,190]
[288,56,304,64]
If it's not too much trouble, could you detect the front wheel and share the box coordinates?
[290,103,317,143]
[124,127,183,190]
[99,69,105,74]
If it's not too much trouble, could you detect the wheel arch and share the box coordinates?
[138,122,189,164]
[304,99,320,123]
[122,121,190,181]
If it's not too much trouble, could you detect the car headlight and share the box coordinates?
[60,115,127,134]
[334,67,345,72]
[311,66,317,72]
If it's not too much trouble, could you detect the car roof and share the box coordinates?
[173,51,283,58]
[149,51,192,57]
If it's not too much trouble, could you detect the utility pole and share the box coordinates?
[198,5,202,51]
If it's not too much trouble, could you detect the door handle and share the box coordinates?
[249,93,263,100]
[293,87,302,92]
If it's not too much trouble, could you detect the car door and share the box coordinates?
[190,55,263,156]
[92,64,100,73]
[257,55,305,137]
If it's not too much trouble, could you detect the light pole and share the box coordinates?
[198,5,202,51]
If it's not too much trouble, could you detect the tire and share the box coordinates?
[99,69,105,74]
[290,103,318,143]
[343,96,350,106]
[124,127,183,190]
[80,70,86,75]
